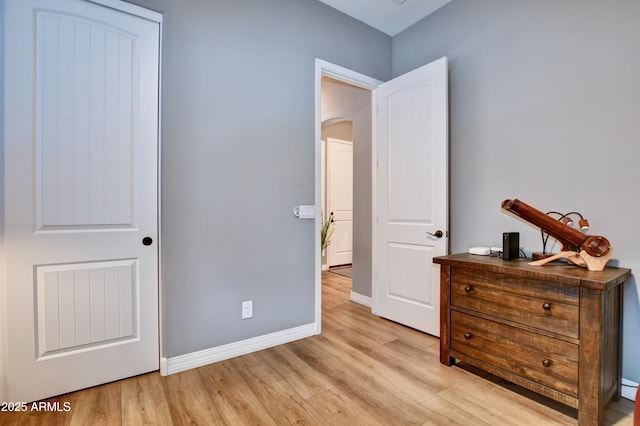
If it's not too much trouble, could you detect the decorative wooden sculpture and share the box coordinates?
[501,199,612,271]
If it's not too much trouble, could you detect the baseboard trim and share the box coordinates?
[622,378,638,401]
[160,322,318,376]
[350,291,371,307]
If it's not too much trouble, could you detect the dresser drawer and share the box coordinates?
[451,310,578,397]
[451,268,579,339]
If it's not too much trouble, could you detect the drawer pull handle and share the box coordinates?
[463,333,472,340]
[464,286,472,293]
[542,303,551,311]
[542,359,551,368]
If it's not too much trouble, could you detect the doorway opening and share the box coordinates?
[314,60,381,329]
[315,57,449,337]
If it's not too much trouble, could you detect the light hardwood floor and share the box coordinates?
[1,271,634,425]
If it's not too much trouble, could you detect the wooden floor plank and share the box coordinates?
[258,344,334,400]
[288,334,438,425]
[4,270,634,425]
[305,387,385,426]
[69,380,121,426]
[603,398,635,425]
[322,302,402,346]
[198,360,278,426]
[229,356,323,425]
[438,377,576,426]
[0,394,74,426]
[381,337,469,393]
[325,309,465,398]
[160,368,223,425]
[121,373,173,426]
[317,327,494,426]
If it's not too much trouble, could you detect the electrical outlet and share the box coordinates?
[242,300,253,319]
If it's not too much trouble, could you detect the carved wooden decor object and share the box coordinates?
[501,199,612,271]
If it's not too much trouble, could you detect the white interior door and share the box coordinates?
[327,138,353,267]
[372,57,448,336]
[2,0,161,402]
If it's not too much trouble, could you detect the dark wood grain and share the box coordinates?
[435,253,630,426]
[434,253,630,290]
[451,268,580,338]
[439,262,453,365]
[451,310,579,397]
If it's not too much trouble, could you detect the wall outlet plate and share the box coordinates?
[242,301,253,319]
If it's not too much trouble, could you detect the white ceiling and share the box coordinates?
[317,0,452,36]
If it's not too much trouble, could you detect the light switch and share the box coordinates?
[294,205,315,219]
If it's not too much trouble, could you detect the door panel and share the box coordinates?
[36,260,137,358]
[2,0,160,402]
[330,220,353,265]
[387,81,435,222]
[373,57,448,336]
[37,10,136,228]
[388,243,433,303]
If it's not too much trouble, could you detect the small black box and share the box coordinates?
[502,232,520,260]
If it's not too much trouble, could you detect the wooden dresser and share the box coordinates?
[434,253,630,426]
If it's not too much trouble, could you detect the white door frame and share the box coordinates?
[314,59,381,332]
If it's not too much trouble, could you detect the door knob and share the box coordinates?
[426,230,444,238]
[142,237,153,246]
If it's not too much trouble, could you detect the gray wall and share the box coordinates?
[322,121,352,142]
[124,0,391,358]
[393,0,640,383]
[0,0,4,399]
[351,93,373,297]
[321,78,372,297]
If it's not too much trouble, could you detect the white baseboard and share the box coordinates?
[350,291,371,307]
[622,378,638,401]
[160,322,318,376]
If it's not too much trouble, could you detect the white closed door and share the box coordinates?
[373,57,448,336]
[2,0,161,402]
[327,138,353,267]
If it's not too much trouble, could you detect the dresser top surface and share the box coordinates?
[434,253,631,290]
